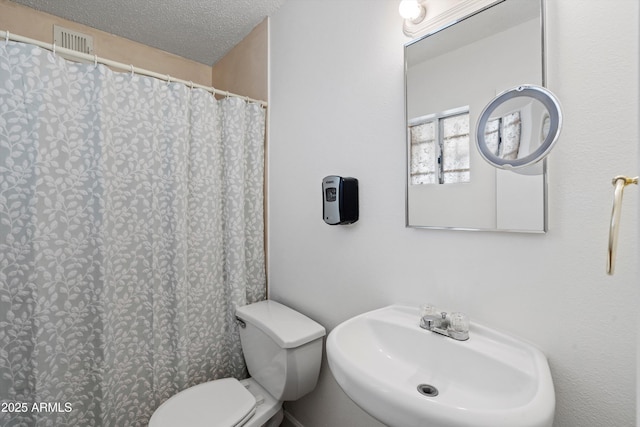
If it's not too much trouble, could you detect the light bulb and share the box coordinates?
[399,0,423,21]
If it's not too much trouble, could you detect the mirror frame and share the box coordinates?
[476,84,562,169]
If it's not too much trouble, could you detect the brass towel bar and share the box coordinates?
[607,175,638,275]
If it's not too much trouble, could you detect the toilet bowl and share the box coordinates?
[149,300,325,427]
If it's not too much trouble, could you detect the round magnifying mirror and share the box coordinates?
[476,85,562,170]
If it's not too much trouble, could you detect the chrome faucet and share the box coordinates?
[420,308,469,341]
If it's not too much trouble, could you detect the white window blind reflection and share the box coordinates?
[441,113,470,184]
[500,111,521,160]
[483,111,522,160]
[409,121,437,184]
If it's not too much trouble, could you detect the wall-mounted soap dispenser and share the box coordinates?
[322,176,359,225]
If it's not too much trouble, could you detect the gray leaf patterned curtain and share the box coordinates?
[0,41,266,426]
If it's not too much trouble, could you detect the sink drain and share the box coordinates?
[417,384,439,397]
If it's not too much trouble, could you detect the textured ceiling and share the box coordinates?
[11,0,286,65]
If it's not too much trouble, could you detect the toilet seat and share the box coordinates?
[149,378,257,427]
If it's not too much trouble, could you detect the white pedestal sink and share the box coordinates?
[326,305,555,427]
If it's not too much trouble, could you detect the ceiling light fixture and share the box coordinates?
[399,0,427,24]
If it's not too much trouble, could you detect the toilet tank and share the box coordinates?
[235,300,326,401]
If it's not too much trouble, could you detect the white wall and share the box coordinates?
[269,1,638,426]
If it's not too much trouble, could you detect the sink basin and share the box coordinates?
[326,305,555,427]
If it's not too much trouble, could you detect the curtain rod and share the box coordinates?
[0,29,268,107]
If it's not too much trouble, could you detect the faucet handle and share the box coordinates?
[448,312,470,340]
[449,312,469,331]
[419,303,438,317]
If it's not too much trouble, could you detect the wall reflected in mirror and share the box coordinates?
[405,0,546,232]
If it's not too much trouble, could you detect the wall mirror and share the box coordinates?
[405,0,546,232]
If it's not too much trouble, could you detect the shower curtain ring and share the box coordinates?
[166,75,171,85]
[189,81,194,90]
[94,54,98,68]
[130,64,134,77]
[52,43,56,56]
[5,31,9,44]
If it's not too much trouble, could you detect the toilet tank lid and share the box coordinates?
[236,300,326,349]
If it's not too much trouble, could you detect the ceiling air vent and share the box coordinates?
[53,25,94,55]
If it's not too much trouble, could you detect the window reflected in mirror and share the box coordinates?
[485,111,522,159]
[409,108,470,185]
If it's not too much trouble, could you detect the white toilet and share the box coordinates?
[149,300,326,427]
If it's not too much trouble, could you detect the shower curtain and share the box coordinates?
[0,41,266,426]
